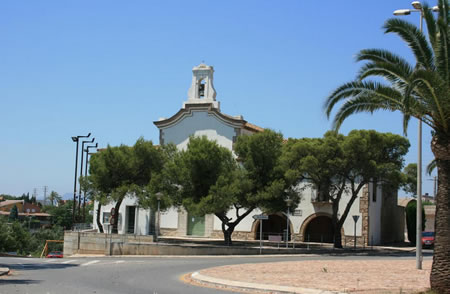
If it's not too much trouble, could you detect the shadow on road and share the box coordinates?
[0,262,78,271]
[0,278,42,285]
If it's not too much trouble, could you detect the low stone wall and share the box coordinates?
[64,231,154,255]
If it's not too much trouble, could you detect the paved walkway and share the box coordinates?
[192,259,432,294]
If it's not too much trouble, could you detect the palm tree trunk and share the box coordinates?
[430,136,450,293]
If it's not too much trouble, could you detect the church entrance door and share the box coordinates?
[304,216,333,243]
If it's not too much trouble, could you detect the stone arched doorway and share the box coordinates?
[254,214,292,241]
[301,214,334,243]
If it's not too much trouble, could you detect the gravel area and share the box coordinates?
[199,259,432,293]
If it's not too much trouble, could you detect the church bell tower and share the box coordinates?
[184,63,219,109]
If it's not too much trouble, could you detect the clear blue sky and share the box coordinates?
[0,0,438,199]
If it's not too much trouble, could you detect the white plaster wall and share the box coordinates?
[212,183,364,237]
[93,196,151,235]
[161,111,236,151]
[368,182,383,245]
[160,207,179,229]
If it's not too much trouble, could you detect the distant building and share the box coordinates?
[93,63,405,246]
[0,199,51,228]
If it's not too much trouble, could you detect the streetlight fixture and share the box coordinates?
[71,133,91,226]
[78,138,95,219]
[284,196,293,248]
[155,192,162,242]
[393,1,438,270]
[82,143,98,223]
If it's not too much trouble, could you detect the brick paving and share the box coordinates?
[199,259,432,293]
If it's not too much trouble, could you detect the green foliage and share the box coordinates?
[282,130,409,248]
[401,163,417,196]
[42,201,73,229]
[0,216,63,255]
[143,130,294,245]
[405,201,426,245]
[8,204,19,222]
[89,137,164,232]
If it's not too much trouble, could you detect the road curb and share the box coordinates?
[190,271,346,294]
[0,267,10,276]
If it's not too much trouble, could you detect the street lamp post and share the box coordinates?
[71,133,91,226]
[285,196,293,248]
[393,1,438,270]
[155,192,162,242]
[78,138,95,220]
[82,143,98,223]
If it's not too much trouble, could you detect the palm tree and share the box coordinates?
[324,1,449,292]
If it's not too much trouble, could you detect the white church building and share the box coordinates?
[93,63,405,246]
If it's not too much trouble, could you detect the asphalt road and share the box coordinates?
[0,251,432,294]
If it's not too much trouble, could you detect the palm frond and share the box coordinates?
[384,18,435,71]
[435,14,450,85]
[402,113,411,136]
[356,49,413,76]
[426,158,437,175]
[408,69,450,132]
[357,62,410,87]
[325,81,404,130]
[423,4,438,50]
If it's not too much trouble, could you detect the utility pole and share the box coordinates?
[32,188,38,202]
[43,186,48,206]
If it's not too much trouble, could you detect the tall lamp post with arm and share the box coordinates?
[82,143,98,223]
[71,133,91,226]
[393,1,439,270]
[78,138,95,221]
[285,196,293,248]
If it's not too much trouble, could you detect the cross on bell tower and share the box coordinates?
[185,63,219,109]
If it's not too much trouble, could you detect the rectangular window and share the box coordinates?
[372,178,378,202]
[103,212,110,224]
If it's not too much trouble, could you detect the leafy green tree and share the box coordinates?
[401,163,418,197]
[405,200,426,244]
[43,201,73,229]
[283,130,408,248]
[0,216,17,252]
[145,131,296,245]
[89,138,164,233]
[324,1,449,290]
[9,204,19,222]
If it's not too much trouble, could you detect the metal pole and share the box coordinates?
[259,220,262,255]
[416,10,423,270]
[286,206,289,248]
[156,199,160,242]
[78,138,94,219]
[83,150,90,223]
[72,139,79,226]
[78,141,86,217]
[354,219,357,250]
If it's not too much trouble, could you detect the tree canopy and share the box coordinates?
[140,131,297,245]
[282,130,409,248]
[89,138,164,233]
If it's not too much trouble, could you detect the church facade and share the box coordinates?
[93,63,404,246]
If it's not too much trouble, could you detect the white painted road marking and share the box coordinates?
[61,260,77,264]
[81,260,99,266]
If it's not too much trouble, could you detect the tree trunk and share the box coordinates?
[96,202,103,233]
[112,199,123,234]
[331,201,343,248]
[223,229,233,246]
[430,136,450,293]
